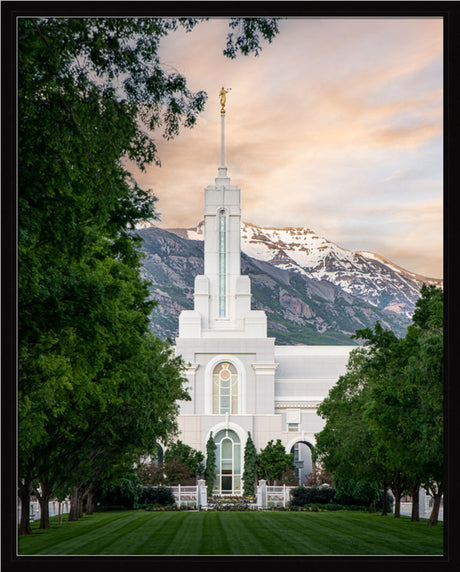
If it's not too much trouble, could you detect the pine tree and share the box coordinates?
[205,432,216,497]
[243,432,257,497]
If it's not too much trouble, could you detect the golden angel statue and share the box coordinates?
[220,87,230,113]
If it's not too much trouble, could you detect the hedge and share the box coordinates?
[136,486,175,507]
[289,486,336,507]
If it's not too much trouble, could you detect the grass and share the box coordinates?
[18,510,444,556]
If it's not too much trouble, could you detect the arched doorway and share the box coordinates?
[214,429,242,495]
[290,441,314,486]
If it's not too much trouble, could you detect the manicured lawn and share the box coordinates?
[18,510,444,556]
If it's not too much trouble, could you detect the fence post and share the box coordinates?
[178,484,181,507]
[257,480,267,510]
[197,479,207,510]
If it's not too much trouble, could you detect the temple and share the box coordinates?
[174,89,354,494]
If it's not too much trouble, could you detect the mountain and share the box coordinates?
[170,221,442,320]
[136,225,422,345]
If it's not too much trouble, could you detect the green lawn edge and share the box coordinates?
[18,510,444,556]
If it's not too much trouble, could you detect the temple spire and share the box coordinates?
[219,87,230,174]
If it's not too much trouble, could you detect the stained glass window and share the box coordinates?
[212,362,238,414]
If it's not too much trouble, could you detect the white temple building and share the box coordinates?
[173,90,354,494]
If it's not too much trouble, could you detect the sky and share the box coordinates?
[129,17,443,279]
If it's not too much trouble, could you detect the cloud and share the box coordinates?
[383,170,406,183]
[132,18,443,278]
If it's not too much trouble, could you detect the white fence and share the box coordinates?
[170,485,199,507]
[266,485,295,507]
[256,481,294,509]
[17,499,70,524]
[170,480,208,508]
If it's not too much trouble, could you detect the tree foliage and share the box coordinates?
[315,285,443,525]
[204,433,217,496]
[18,16,279,534]
[164,440,205,478]
[256,439,295,485]
[242,432,257,497]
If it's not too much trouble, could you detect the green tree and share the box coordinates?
[356,292,442,525]
[95,471,141,510]
[18,17,279,534]
[204,433,217,496]
[136,461,165,487]
[407,285,443,526]
[256,440,295,485]
[242,432,258,497]
[164,440,205,482]
[353,323,415,518]
[315,346,393,516]
[316,285,443,524]
[163,459,196,486]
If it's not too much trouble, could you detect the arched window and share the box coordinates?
[214,429,241,495]
[212,362,238,414]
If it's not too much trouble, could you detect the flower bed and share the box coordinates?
[207,496,256,511]
[142,503,197,511]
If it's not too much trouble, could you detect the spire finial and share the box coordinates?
[219,87,231,170]
[220,86,230,114]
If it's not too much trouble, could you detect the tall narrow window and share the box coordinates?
[214,429,241,495]
[219,210,226,316]
[212,362,238,414]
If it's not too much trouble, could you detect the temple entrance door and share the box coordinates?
[214,429,241,495]
[221,437,233,492]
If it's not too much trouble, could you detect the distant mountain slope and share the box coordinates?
[170,221,442,320]
[137,226,413,345]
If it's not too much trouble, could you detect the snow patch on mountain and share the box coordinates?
[166,220,442,319]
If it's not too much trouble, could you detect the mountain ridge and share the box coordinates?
[135,224,424,345]
[165,221,441,320]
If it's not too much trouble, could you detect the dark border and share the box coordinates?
[2,1,458,570]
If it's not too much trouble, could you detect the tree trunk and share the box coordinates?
[410,483,420,522]
[381,482,388,516]
[86,488,95,515]
[427,488,443,526]
[58,501,62,525]
[393,496,401,518]
[311,460,317,483]
[68,486,80,521]
[34,481,53,530]
[391,484,402,518]
[78,490,84,518]
[18,479,33,536]
[390,473,407,519]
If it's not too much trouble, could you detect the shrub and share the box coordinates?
[96,474,141,509]
[289,485,336,507]
[334,479,379,508]
[137,486,175,506]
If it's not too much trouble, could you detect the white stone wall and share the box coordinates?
[173,131,355,471]
[174,342,355,457]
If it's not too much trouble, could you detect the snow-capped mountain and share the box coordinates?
[167,221,442,319]
[136,225,413,345]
